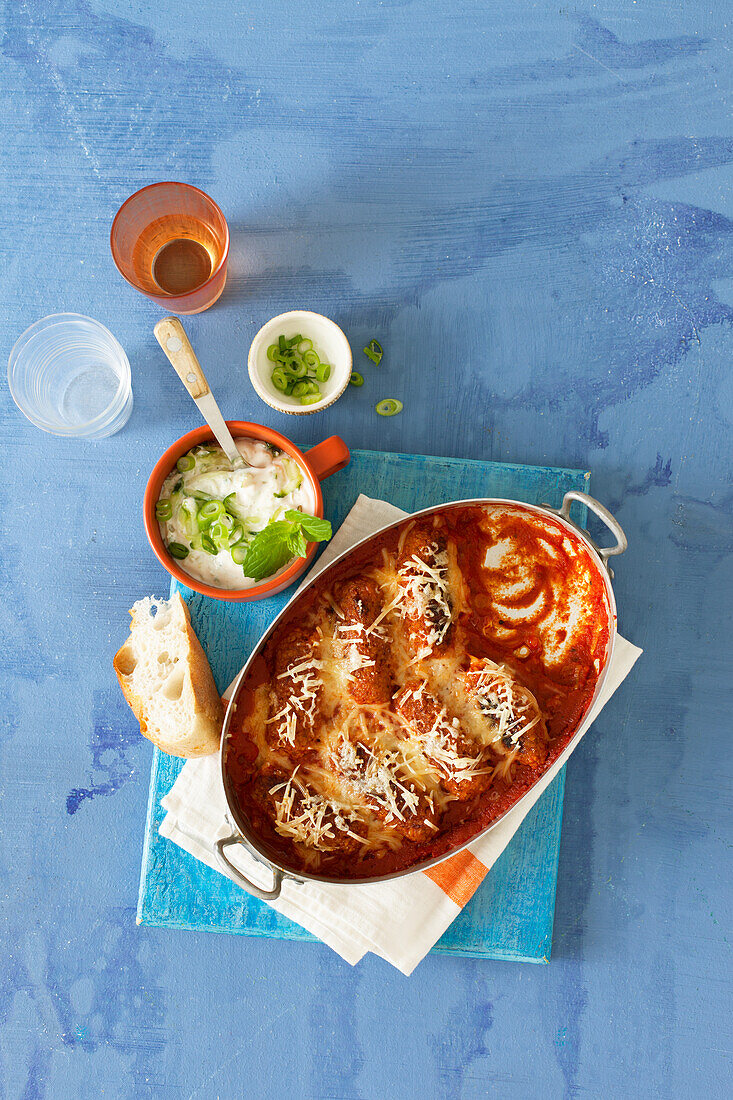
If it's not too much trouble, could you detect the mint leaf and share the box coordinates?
[284,510,332,542]
[242,512,332,581]
[240,521,294,581]
[287,529,309,559]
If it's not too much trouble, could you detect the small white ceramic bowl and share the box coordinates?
[248,310,352,415]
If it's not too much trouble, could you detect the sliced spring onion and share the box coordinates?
[189,489,211,502]
[350,371,364,386]
[269,334,334,405]
[176,455,195,472]
[199,500,225,523]
[200,534,218,555]
[155,500,172,522]
[229,524,244,545]
[272,367,289,392]
[209,521,230,545]
[363,339,383,365]
[287,360,308,379]
[231,544,248,565]
[178,501,198,536]
[168,542,189,560]
[376,398,403,417]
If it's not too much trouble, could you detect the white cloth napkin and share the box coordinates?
[160,495,641,974]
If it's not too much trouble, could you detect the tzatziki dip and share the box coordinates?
[157,439,317,589]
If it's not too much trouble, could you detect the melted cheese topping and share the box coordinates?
[269,768,365,849]
[463,660,543,749]
[394,683,490,785]
[397,546,453,650]
[268,656,322,745]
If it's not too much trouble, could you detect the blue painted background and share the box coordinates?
[1,2,731,1097]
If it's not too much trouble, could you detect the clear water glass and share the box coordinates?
[8,314,133,438]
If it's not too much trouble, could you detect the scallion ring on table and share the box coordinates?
[376,398,403,417]
[349,371,364,386]
[363,339,383,365]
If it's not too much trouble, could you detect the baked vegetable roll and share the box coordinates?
[328,729,439,841]
[267,625,322,760]
[333,577,393,704]
[396,522,455,654]
[264,766,369,856]
[461,657,548,768]
[393,679,490,800]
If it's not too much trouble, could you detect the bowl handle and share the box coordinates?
[306,436,350,481]
[215,834,284,900]
[548,490,628,574]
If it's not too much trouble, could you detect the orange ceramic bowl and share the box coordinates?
[144,422,350,601]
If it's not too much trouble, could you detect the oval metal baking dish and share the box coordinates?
[215,490,627,900]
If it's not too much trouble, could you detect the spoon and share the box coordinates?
[154,317,247,468]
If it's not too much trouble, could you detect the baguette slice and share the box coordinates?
[114,594,223,757]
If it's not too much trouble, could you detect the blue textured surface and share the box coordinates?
[2,1,731,1097]
[139,449,587,961]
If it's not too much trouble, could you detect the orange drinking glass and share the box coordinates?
[110,182,229,314]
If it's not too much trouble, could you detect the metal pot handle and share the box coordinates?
[215,834,284,901]
[553,490,628,570]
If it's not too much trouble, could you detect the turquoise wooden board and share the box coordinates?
[137,449,590,962]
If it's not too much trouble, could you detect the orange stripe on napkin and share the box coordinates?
[422,850,488,907]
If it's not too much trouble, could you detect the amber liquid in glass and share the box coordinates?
[131,215,222,298]
[152,238,213,295]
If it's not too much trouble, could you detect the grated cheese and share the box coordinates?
[270,768,365,848]
[268,655,323,745]
[397,546,453,651]
[464,659,542,749]
[395,685,489,786]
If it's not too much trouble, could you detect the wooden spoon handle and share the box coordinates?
[154,317,210,399]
